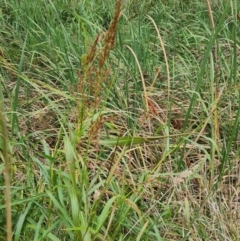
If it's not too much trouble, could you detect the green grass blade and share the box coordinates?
[14,201,33,241]
[11,33,28,137]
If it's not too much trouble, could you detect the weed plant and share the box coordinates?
[0,0,240,240]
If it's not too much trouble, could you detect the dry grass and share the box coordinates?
[1,0,240,240]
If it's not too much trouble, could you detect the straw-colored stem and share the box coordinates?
[0,108,12,241]
[125,45,149,113]
[147,15,170,108]
[204,0,219,186]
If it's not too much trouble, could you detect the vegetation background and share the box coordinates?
[0,0,240,240]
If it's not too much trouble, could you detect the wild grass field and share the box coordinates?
[0,0,240,240]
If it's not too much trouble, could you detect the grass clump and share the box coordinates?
[0,0,240,240]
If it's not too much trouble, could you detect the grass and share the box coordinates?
[0,0,240,240]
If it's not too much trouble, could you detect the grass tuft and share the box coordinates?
[0,0,240,240]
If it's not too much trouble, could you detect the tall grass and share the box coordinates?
[0,0,240,240]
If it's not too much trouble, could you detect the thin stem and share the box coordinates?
[0,108,12,241]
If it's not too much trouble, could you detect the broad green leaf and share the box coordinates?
[14,202,33,241]
[136,220,149,241]
[99,134,186,146]
[96,196,117,232]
